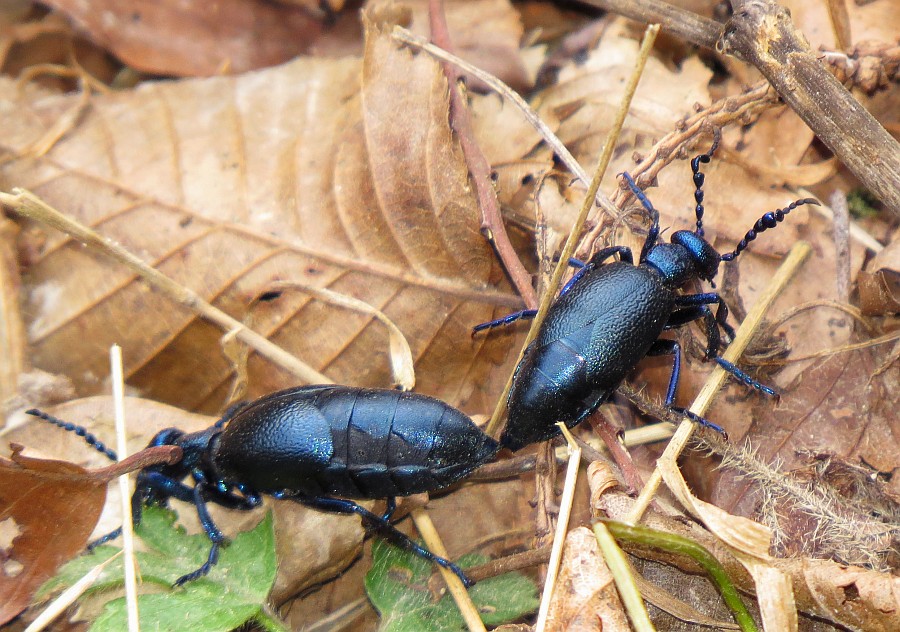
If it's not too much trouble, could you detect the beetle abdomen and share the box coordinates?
[315,387,497,497]
[215,386,497,499]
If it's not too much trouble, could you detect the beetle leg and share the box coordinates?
[646,339,682,406]
[589,245,633,267]
[173,481,227,586]
[675,292,734,341]
[289,494,474,587]
[87,528,122,551]
[472,309,538,334]
[381,497,397,522]
[670,406,726,436]
[664,306,720,359]
[714,357,778,397]
[561,247,633,297]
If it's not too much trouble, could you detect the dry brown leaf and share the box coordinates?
[859,236,900,316]
[399,0,530,91]
[781,558,900,632]
[544,526,629,632]
[41,0,324,76]
[0,13,522,414]
[714,346,898,514]
[0,446,106,625]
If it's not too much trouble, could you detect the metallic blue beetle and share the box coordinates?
[30,385,498,586]
[476,139,818,450]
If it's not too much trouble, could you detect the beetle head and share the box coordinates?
[671,230,722,282]
[644,231,721,287]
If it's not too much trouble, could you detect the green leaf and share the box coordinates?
[365,539,538,631]
[38,507,282,632]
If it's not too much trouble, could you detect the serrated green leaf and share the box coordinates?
[365,539,538,632]
[37,507,281,632]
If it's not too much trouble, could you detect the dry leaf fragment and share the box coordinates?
[0,446,106,625]
[545,526,630,632]
[859,238,900,316]
[41,0,324,76]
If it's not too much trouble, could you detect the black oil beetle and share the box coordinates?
[475,139,819,450]
[28,385,499,586]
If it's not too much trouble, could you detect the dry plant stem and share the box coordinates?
[24,551,123,632]
[603,520,758,632]
[109,345,139,632]
[588,411,645,493]
[828,191,851,303]
[409,508,485,632]
[0,189,332,385]
[465,541,740,629]
[390,26,619,219]
[535,424,582,632]
[763,330,900,365]
[580,0,721,49]
[627,241,811,523]
[719,1,900,216]
[707,434,900,570]
[424,2,535,309]
[482,23,660,438]
[823,0,851,52]
[0,218,25,405]
[534,440,556,561]
[592,522,655,632]
[465,544,552,582]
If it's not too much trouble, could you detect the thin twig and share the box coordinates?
[823,0,852,52]
[593,522,655,631]
[587,410,644,493]
[627,241,811,523]
[583,83,777,251]
[830,190,851,303]
[427,0,535,308]
[0,189,332,385]
[580,0,721,50]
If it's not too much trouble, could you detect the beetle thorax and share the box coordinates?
[645,231,721,287]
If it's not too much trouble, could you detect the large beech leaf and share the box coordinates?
[0,12,521,412]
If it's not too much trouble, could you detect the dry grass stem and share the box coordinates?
[535,424,582,632]
[110,345,140,632]
[24,551,123,632]
[409,508,485,632]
